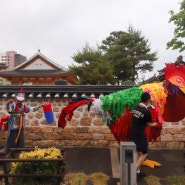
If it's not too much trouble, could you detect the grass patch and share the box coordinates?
[167,175,185,185]
[65,172,88,185]
[54,172,185,185]
[64,172,110,185]
[144,175,185,185]
[89,172,110,185]
[144,175,161,185]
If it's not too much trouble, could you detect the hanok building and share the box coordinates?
[0,51,78,85]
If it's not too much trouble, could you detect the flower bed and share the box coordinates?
[0,147,65,185]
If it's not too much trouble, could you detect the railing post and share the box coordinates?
[3,161,10,185]
[120,142,137,185]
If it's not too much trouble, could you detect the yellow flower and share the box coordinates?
[10,147,63,175]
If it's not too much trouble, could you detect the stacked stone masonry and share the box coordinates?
[0,98,184,149]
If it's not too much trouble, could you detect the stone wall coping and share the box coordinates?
[0,85,137,98]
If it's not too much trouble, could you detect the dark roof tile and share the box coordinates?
[0,70,68,77]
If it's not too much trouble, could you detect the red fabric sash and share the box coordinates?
[58,99,94,129]
[15,115,23,143]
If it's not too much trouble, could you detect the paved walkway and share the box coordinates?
[64,146,118,185]
[64,146,185,185]
[135,149,185,185]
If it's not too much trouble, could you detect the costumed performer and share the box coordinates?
[0,89,42,157]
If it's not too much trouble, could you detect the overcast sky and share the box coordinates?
[0,0,183,79]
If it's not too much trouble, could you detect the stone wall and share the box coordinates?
[149,121,185,149]
[0,98,184,149]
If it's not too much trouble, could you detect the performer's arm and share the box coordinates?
[31,105,44,112]
[147,122,158,127]
[7,102,15,114]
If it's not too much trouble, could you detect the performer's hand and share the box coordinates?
[151,122,158,127]
[31,105,41,112]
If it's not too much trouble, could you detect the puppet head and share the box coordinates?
[164,62,185,88]
[16,88,25,101]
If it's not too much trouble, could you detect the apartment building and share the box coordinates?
[0,50,27,70]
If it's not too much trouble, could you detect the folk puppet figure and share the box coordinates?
[0,88,31,156]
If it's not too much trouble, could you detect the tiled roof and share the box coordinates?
[15,51,65,70]
[0,85,136,98]
[0,70,69,77]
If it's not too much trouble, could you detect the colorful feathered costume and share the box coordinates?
[58,62,185,168]
[100,83,166,143]
[58,62,185,134]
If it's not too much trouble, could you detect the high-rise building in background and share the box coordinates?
[0,51,27,70]
[14,53,27,67]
